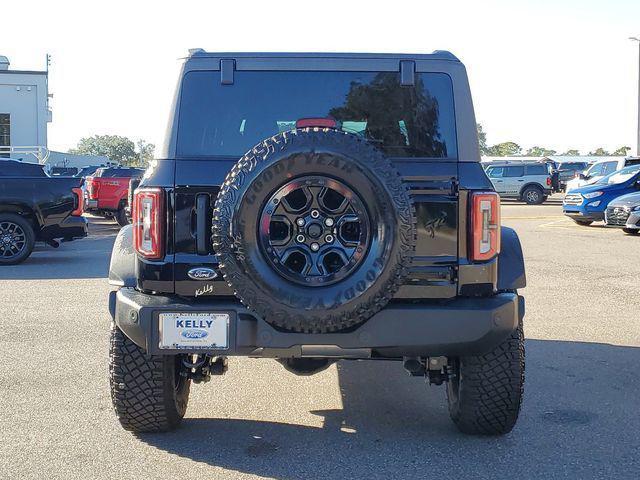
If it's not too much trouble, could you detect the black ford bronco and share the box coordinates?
[108,51,526,436]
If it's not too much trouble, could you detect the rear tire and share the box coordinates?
[446,315,525,435]
[109,325,190,433]
[573,219,593,226]
[115,207,130,227]
[0,213,36,265]
[622,228,639,235]
[522,186,544,205]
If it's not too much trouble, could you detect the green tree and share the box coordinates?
[135,139,155,166]
[488,141,522,156]
[476,123,490,155]
[70,135,154,166]
[560,149,581,156]
[612,146,631,156]
[588,147,610,156]
[525,146,557,157]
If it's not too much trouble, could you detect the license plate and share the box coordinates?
[159,312,229,350]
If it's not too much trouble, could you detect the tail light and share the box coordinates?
[133,188,164,259]
[71,187,83,216]
[546,177,552,186]
[470,192,500,261]
[88,179,99,199]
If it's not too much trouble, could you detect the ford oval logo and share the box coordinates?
[181,329,209,339]
[187,267,218,281]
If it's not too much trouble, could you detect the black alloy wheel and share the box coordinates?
[259,176,370,287]
[0,214,35,265]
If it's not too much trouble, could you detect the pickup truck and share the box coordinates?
[84,167,145,226]
[0,159,87,264]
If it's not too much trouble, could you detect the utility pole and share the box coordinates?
[631,37,640,156]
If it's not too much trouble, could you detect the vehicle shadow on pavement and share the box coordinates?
[138,339,640,479]
[0,226,118,280]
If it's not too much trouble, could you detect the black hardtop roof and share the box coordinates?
[187,50,459,62]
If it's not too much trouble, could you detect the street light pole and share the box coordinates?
[631,37,640,156]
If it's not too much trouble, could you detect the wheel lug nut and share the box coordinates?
[296,218,305,227]
[324,218,334,227]
[310,242,320,252]
[296,234,305,243]
[311,210,320,219]
[325,234,334,243]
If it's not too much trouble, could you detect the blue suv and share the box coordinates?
[563,164,640,225]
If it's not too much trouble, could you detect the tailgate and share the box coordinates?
[170,159,459,300]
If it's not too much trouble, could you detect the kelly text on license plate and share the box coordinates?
[159,312,229,349]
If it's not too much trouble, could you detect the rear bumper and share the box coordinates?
[40,215,88,241]
[109,288,524,358]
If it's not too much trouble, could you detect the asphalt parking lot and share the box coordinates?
[1,197,639,480]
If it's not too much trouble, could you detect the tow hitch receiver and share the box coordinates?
[181,355,228,383]
[403,356,453,385]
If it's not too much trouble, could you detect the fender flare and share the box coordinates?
[497,226,526,290]
[108,224,136,289]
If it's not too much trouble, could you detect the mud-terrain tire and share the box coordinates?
[212,128,416,333]
[109,326,190,432]
[0,213,36,265]
[446,315,525,435]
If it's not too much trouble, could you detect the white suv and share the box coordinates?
[565,157,640,192]
[485,162,553,204]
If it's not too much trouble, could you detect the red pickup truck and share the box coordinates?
[84,167,145,226]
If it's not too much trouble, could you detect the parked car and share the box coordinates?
[107,51,526,436]
[565,157,640,192]
[563,164,640,225]
[0,159,87,264]
[556,161,589,191]
[84,166,145,226]
[485,161,553,204]
[604,191,640,234]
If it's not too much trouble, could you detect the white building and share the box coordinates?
[0,55,51,162]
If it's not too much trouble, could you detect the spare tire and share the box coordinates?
[212,128,415,333]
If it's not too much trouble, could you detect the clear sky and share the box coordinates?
[3,0,640,155]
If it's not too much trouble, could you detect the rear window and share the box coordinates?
[559,162,587,171]
[505,166,524,177]
[96,168,142,178]
[525,164,548,175]
[177,70,458,159]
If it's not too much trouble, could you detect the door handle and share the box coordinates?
[195,194,210,255]
[517,179,524,182]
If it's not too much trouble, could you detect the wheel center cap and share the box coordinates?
[307,223,323,238]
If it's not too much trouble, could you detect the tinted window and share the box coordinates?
[505,166,524,177]
[487,167,504,178]
[525,164,548,175]
[587,163,605,176]
[602,162,618,175]
[98,168,143,178]
[559,162,587,171]
[177,71,457,159]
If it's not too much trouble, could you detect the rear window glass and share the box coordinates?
[96,168,143,178]
[505,166,524,177]
[525,164,548,175]
[177,71,457,159]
